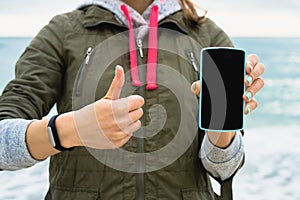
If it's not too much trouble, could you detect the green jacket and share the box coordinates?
[0,6,236,200]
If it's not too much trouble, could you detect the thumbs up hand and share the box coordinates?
[72,65,144,149]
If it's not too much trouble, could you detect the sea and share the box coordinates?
[0,37,299,200]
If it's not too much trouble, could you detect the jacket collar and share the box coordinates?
[81,6,126,28]
[159,11,189,34]
[81,5,189,34]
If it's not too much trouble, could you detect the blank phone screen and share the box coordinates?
[200,48,245,131]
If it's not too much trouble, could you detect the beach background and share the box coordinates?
[1,1,300,200]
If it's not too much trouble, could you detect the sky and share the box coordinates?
[0,0,299,37]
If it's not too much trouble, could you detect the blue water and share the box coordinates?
[0,38,32,89]
[0,37,300,200]
[232,38,300,128]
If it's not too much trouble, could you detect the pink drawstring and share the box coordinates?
[120,5,142,87]
[121,5,159,90]
[146,5,158,90]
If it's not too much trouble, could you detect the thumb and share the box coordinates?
[191,81,200,96]
[104,65,125,100]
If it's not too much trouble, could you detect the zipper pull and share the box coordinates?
[75,47,93,96]
[136,38,144,58]
[187,51,199,73]
[85,47,93,65]
[187,51,199,80]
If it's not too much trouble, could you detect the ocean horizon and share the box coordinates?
[0,37,299,199]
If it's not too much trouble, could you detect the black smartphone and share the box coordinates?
[199,47,246,132]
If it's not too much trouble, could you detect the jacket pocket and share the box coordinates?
[45,185,99,200]
[74,47,94,96]
[181,187,217,200]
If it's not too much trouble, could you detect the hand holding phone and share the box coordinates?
[199,47,246,132]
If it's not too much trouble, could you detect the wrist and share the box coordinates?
[207,131,236,148]
[55,112,82,148]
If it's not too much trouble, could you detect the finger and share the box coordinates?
[246,61,254,74]
[114,108,143,129]
[244,98,258,115]
[128,108,143,125]
[244,74,254,87]
[243,78,264,102]
[191,81,200,96]
[114,95,144,114]
[111,120,141,142]
[245,62,265,87]
[246,54,259,74]
[250,63,265,80]
[104,65,125,100]
[122,120,142,136]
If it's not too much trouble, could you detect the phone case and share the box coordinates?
[199,47,247,132]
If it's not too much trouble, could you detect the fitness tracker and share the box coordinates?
[47,115,74,151]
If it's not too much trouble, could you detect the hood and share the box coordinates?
[78,0,182,38]
[78,0,183,90]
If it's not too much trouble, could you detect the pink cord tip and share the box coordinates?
[146,83,158,90]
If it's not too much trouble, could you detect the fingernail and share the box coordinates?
[247,106,251,114]
[193,83,197,91]
[115,65,122,76]
[245,75,253,85]
[248,62,253,72]
[244,91,252,100]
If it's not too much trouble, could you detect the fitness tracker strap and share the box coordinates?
[47,115,74,151]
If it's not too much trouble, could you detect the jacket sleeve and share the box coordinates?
[0,119,39,170]
[200,131,244,181]
[0,14,67,120]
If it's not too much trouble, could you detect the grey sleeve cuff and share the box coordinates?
[0,119,39,171]
[199,131,244,181]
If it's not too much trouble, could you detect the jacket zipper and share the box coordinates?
[75,47,94,96]
[136,38,144,58]
[187,50,199,80]
[136,38,145,200]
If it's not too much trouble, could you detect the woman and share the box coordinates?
[0,0,264,199]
